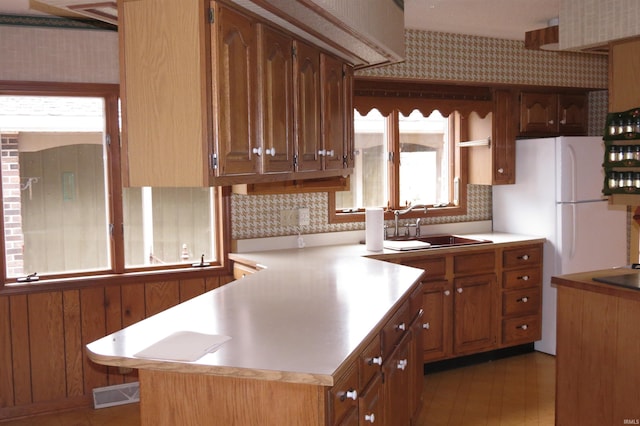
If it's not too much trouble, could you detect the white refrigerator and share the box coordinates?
[492,136,628,355]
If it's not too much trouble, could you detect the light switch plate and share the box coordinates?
[298,208,310,226]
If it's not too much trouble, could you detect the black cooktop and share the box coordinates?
[593,273,640,290]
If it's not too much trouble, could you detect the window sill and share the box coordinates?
[0,263,231,296]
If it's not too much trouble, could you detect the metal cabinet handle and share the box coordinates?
[364,413,376,423]
[265,147,276,156]
[423,322,430,330]
[252,147,262,156]
[444,290,451,296]
[457,288,463,294]
[344,389,357,400]
[517,296,529,303]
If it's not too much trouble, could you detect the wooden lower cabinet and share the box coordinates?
[388,241,543,364]
[453,273,496,354]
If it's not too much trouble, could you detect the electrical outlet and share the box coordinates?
[298,208,310,226]
[280,209,298,226]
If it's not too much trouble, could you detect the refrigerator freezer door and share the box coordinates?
[556,136,607,203]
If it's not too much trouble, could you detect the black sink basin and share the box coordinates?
[386,234,492,248]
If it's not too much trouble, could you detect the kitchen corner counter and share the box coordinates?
[87,245,424,387]
[553,268,640,425]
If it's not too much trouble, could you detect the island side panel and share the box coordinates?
[139,369,326,426]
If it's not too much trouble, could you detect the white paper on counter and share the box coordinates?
[365,208,384,251]
[134,331,231,362]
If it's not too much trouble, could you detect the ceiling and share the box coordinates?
[1,0,560,42]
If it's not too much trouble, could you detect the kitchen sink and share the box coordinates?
[383,234,492,251]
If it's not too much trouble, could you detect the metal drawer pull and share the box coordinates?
[519,275,530,281]
[397,359,408,370]
[364,413,376,423]
[396,323,406,331]
[518,254,530,260]
[517,324,529,330]
[423,322,430,330]
[517,296,529,303]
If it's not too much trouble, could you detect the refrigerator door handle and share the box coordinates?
[567,144,577,202]
[569,203,577,260]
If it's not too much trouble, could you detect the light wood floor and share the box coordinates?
[2,352,554,426]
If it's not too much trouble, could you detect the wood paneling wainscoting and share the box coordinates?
[0,274,234,421]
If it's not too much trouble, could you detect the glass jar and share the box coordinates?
[609,172,619,189]
[625,146,635,160]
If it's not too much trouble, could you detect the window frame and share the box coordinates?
[0,81,231,292]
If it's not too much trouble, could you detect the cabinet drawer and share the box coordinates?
[502,267,541,289]
[381,300,410,359]
[358,334,381,390]
[502,315,541,345]
[503,245,542,268]
[503,287,541,316]
[453,251,495,275]
[329,362,359,425]
[402,256,446,280]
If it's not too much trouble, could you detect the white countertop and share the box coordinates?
[86,245,425,386]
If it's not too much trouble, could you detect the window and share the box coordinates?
[0,82,225,285]
[331,79,494,222]
[336,108,453,211]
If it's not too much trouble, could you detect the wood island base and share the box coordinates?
[139,370,326,426]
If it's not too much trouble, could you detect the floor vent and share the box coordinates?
[93,382,140,409]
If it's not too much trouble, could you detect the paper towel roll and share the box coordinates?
[365,208,384,252]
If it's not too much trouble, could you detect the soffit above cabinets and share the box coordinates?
[33,0,405,68]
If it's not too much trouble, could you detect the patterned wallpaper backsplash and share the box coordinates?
[231,29,609,241]
[231,184,492,240]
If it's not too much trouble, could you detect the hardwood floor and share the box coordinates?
[415,352,556,425]
[2,352,554,426]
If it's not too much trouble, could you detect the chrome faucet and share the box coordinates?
[392,204,428,238]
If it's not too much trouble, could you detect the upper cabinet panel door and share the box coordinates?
[343,64,355,170]
[212,4,257,176]
[121,0,209,187]
[519,92,558,134]
[492,90,516,185]
[320,54,346,171]
[558,94,587,136]
[258,25,295,174]
[293,41,322,172]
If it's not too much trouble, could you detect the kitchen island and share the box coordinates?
[552,268,640,426]
[86,245,425,425]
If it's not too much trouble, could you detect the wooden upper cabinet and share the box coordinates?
[321,54,346,171]
[212,4,257,177]
[492,90,517,184]
[467,89,517,185]
[257,24,295,174]
[120,0,354,187]
[343,65,355,170]
[519,92,559,134]
[120,0,211,187]
[294,41,322,172]
[609,37,640,112]
[558,94,588,135]
[519,91,587,136]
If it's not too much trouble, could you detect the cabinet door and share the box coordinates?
[321,54,346,170]
[294,41,322,172]
[453,273,496,354]
[421,280,452,362]
[343,64,355,169]
[358,373,383,426]
[519,92,558,134]
[257,25,295,174]
[383,333,411,426]
[558,94,587,135]
[213,4,257,176]
[409,305,424,422]
[492,89,516,184]
[121,0,210,187]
